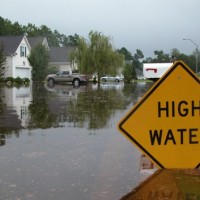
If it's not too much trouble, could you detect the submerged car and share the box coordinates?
[46,71,87,87]
[100,75,124,82]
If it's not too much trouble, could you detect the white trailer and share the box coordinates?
[143,63,173,80]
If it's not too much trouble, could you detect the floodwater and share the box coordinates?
[0,81,153,200]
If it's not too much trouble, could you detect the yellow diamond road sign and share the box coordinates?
[118,61,200,169]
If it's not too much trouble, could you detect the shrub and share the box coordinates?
[0,77,5,83]
[23,78,30,84]
[5,77,15,85]
[15,77,23,84]
[5,77,30,85]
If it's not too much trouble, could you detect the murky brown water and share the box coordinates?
[0,82,153,200]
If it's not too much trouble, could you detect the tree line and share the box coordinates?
[0,16,79,47]
[0,16,199,82]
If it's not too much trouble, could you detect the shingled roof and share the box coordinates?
[49,46,75,63]
[27,36,49,49]
[0,35,24,56]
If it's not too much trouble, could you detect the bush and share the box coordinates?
[47,65,59,74]
[15,77,23,84]
[123,64,135,83]
[0,77,5,83]
[5,77,30,85]
[5,77,15,85]
[23,78,30,84]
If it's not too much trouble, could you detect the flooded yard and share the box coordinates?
[0,82,153,200]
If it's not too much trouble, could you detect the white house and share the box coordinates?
[0,35,77,80]
[0,35,32,80]
[48,46,77,73]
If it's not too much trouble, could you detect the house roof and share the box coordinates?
[136,68,143,76]
[0,35,24,56]
[27,36,49,50]
[49,46,75,63]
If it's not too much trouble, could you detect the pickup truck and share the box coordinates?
[47,71,87,87]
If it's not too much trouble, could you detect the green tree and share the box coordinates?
[117,47,133,60]
[0,43,6,76]
[61,34,79,46]
[22,23,39,36]
[28,44,49,81]
[153,50,171,63]
[133,49,144,70]
[0,17,5,35]
[134,49,144,60]
[72,37,90,74]
[143,50,170,63]
[178,53,196,72]
[170,48,196,72]
[170,48,180,62]
[143,57,154,63]
[58,33,80,47]
[74,31,124,81]
[123,64,136,83]
[11,22,23,35]
[0,17,13,35]
[38,25,59,46]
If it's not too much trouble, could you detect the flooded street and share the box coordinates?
[0,82,153,200]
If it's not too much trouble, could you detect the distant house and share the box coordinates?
[0,35,32,80]
[48,46,77,73]
[0,35,77,80]
[135,68,144,79]
[27,36,49,50]
[125,60,133,66]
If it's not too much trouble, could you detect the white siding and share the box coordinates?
[4,57,12,77]
[143,63,173,79]
[4,36,32,80]
[59,64,71,72]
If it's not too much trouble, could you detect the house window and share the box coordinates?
[20,46,26,57]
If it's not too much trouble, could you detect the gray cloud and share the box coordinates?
[1,0,199,57]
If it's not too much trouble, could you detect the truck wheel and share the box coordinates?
[48,78,55,85]
[73,79,80,87]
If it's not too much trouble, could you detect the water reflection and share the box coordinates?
[0,82,153,140]
[28,82,149,130]
[0,85,32,145]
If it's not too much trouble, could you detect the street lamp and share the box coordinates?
[183,38,199,73]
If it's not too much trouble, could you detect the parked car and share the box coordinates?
[100,75,124,82]
[46,71,87,87]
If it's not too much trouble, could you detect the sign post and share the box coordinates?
[118,61,200,169]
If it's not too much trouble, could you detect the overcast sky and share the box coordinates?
[1,0,199,58]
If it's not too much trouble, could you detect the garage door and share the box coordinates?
[15,67,31,79]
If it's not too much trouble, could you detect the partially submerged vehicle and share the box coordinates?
[46,71,87,87]
[100,75,124,82]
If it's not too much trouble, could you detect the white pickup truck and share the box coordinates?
[143,63,173,80]
[47,71,87,87]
